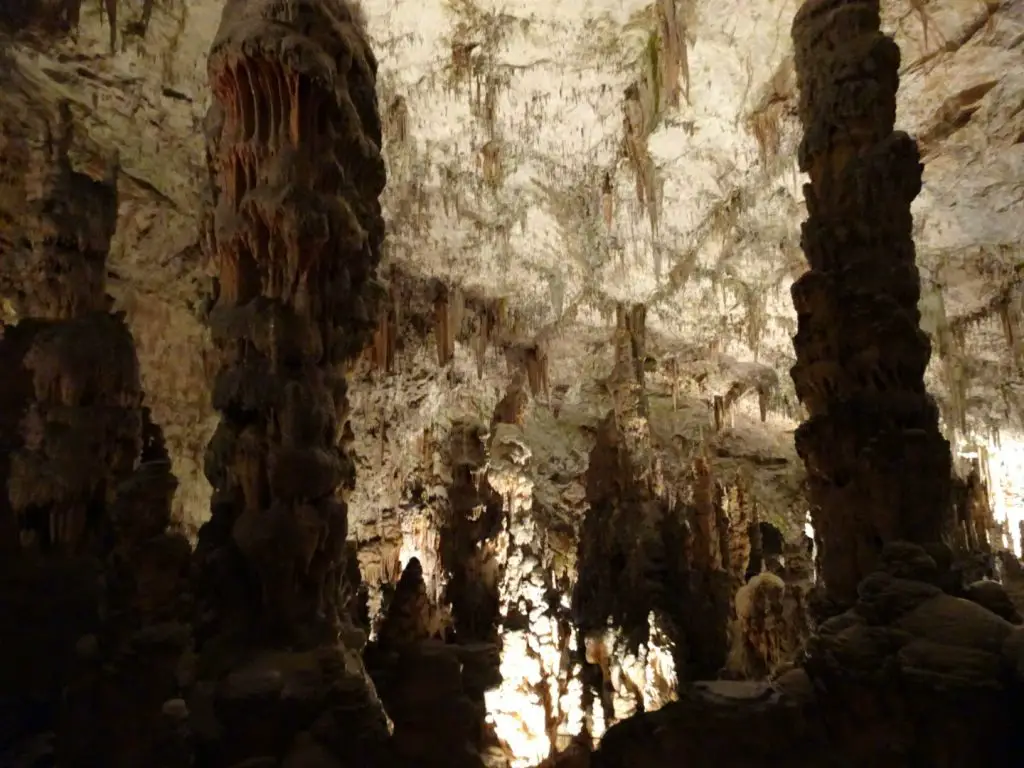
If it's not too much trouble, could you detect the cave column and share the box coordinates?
[0,104,190,766]
[191,1,395,763]
[790,0,951,605]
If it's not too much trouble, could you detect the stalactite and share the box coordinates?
[385,95,409,145]
[757,386,769,422]
[525,342,550,401]
[601,171,614,230]
[480,140,502,190]
[474,302,496,379]
[368,308,396,373]
[691,456,721,572]
[434,287,454,367]
[712,395,726,432]
[998,297,1023,372]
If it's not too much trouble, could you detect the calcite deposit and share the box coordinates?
[189,0,393,763]
[789,0,952,605]
[2,0,1024,766]
[0,101,191,767]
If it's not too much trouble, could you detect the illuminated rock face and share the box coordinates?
[486,419,583,766]
[192,0,393,763]
[789,0,952,606]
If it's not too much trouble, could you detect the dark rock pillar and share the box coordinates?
[192,0,394,763]
[0,105,132,694]
[0,104,189,766]
[789,0,951,605]
[367,558,484,767]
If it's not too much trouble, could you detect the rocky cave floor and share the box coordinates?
[2,0,1024,766]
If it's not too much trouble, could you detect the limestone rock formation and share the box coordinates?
[486,414,581,766]
[60,408,194,768]
[575,304,754,726]
[789,0,952,605]
[2,0,1024,766]
[0,102,190,767]
[189,0,393,763]
[583,543,1024,768]
[367,558,483,767]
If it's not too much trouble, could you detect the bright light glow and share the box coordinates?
[486,429,585,767]
[398,509,444,600]
[976,435,1024,556]
[584,618,677,725]
[485,620,584,767]
[804,511,817,583]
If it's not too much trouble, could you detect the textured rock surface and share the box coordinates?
[1,0,1023,766]
[2,0,1021,541]
[0,104,190,767]
[790,0,952,603]
[368,558,484,767]
[188,0,394,763]
[579,545,1024,768]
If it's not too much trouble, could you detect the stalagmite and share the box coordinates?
[365,558,483,767]
[0,103,189,767]
[191,1,394,763]
[789,0,951,605]
[486,406,582,766]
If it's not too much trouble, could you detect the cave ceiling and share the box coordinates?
[0,0,1022,535]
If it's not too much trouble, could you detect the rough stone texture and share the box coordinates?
[367,558,484,767]
[3,0,1020,553]
[790,0,953,605]
[0,103,191,768]
[60,409,193,768]
[0,104,128,693]
[557,544,1024,768]
[188,0,394,763]
[574,304,749,721]
[1,0,1023,766]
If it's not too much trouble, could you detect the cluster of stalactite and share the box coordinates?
[788,0,952,607]
[188,0,396,764]
[539,4,1024,766]
[572,303,785,734]
[0,105,191,767]
[946,453,1008,588]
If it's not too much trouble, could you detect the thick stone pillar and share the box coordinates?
[789,0,951,605]
[192,0,393,763]
[0,104,135,672]
[0,104,189,766]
